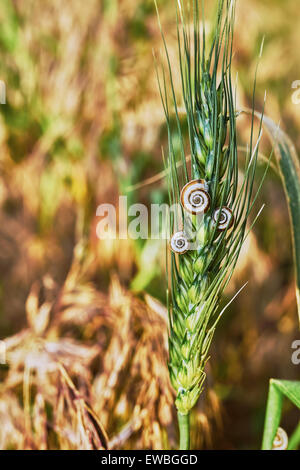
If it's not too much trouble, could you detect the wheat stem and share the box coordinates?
[178,411,190,450]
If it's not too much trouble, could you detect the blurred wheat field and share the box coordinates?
[0,0,299,450]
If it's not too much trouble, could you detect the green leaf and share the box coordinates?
[272,379,300,409]
[244,110,300,324]
[262,379,300,450]
[262,380,283,450]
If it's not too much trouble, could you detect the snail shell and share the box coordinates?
[170,231,189,254]
[213,207,234,231]
[272,427,288,450]
[180,180,210,214]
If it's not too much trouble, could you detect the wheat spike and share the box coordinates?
[155,0,268,449]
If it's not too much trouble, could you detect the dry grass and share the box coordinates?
[0,242,222,449]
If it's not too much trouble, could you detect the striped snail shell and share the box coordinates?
[213,206,234,231]
[180,179,210,215]
[170,231,189,254]
[272,427,288,450]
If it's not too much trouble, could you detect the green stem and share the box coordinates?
[178,411,190,450]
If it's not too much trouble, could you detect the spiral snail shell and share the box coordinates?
[180,179,210,215]
[213,206,234,231]
[272,427,288,450]
[170,231,189,254]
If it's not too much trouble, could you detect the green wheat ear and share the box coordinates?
[155,0,268,449]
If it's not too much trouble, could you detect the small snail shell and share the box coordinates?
[272,427,288,450]
[170,231,189,254]
[213,207,234,231]
[180,180,210,214]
